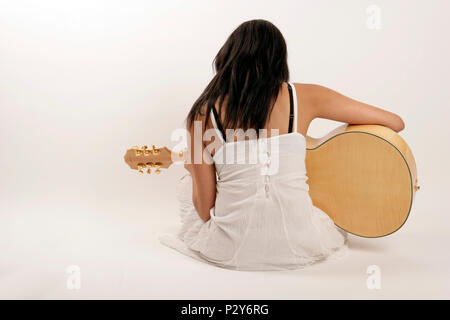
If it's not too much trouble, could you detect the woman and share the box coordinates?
[159,19,404,271]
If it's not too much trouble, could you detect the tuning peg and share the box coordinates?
[144,149,151,156]
[137,163,145,174]
[152,145,160,155]
[135,146,147,156]
[146,168,151,174]
[154,162,162,174]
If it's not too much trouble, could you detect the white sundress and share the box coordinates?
[159,82,348,271]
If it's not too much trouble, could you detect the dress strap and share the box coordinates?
[287,82,298,133]
[210,106,226,143]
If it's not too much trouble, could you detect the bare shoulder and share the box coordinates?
[292,82,328,107]
[188,103,209,129]
[291,83,322,133]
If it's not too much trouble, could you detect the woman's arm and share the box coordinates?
[299,84,405,132]
[184,113,216,222]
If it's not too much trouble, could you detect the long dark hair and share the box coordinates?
[186,19,290,135]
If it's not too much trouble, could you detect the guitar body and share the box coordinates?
[305,124,418,238]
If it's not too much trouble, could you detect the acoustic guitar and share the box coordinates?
[123,124,419,238]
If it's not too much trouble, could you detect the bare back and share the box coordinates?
[204,82,311,157]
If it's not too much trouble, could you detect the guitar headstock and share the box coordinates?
[124,145,184,175]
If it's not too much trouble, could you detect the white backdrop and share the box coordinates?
[1,0,449,299]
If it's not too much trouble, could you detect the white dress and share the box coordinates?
[159,82,348,271]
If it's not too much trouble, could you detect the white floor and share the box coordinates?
[1,179,449,299]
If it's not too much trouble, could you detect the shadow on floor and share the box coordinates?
[347,235,389,253]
